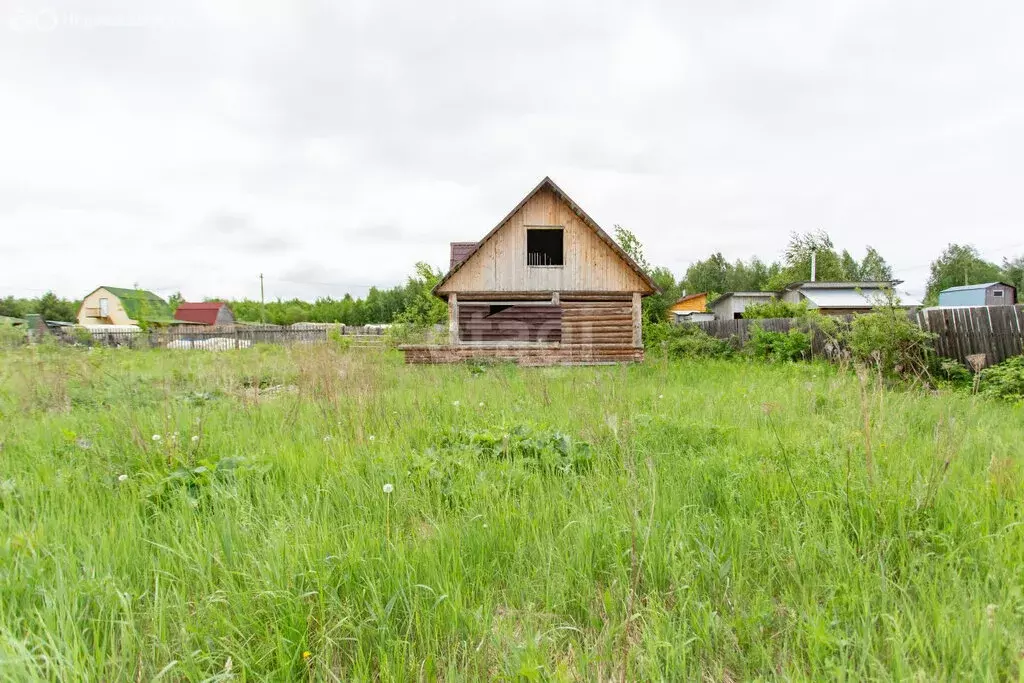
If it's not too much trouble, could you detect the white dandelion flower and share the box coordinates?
[369,435,376,441]
[452,400,460,407]
[658,394,664,399]
[151,434,161,442]
[117,474,128,482]
[191,435,200,443]
[382,483,394,494]
[478,402,484,407]
[323,435,332,442]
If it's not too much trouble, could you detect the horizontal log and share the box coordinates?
[562,322,632,330]
[563,338,633,344]
[563,306,632,313]
[460,337,563,343]
[561,319,630,327]
[562,300,633,307]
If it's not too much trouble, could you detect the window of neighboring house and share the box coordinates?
[526,228,564,266]
[99,298,109,317]
[993,289,1004,298]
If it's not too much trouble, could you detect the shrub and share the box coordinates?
[978,356,1024,403]
[937,359,972,388]
[748,325,810,361]
[645,322,734,359]
[327,327,353,351]
[742,299,808,320]
[846,294,934,379]
[0,322,25,348]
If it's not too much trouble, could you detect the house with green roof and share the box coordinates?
[77,286,176,326]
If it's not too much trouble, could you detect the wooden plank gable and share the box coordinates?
[435,178,656,296]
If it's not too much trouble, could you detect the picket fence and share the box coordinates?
[691,305,1024,366]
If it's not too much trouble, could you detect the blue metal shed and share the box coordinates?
[938,282,1017,307]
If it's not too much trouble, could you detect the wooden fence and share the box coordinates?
[56,324,388,350]
[691,305,1024,366]
[916,306,1024,365]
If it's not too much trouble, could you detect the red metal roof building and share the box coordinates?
[173,302,235,326]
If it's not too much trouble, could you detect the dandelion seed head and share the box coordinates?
[191,435,200,443]
[452,400,460,407]
[383,483,394,494]
[117,474,128,482]
[369,435,376,441]
[323,435,332,442]
[478,402,484,407]
[151,434,161,442]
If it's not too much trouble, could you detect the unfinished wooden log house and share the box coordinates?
[402,177,658,365]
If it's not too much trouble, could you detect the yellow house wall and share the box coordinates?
[668,294,708,314]
[77,288,137,325]
[436,187,651,295]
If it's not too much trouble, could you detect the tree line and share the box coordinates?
[3,240,1021,325]
[614,227,1024,324]
[0,263,448,327]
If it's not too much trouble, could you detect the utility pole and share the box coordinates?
[260,273,265,323]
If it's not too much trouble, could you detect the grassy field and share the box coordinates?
[0,344,1022,681]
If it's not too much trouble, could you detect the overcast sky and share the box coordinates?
[2,0,1022,302]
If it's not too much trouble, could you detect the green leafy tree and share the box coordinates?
[645,266,683,324]
[167,292,184,313]
[394,262,447,327]
[726,257,781,292]
[613,225,650,274]
[683,253,730,295]
[0,296,23,318]
[1001,256,1024,302]
[860,247,894,280]
[841,250,861,280]
[611,225,683,322]
[925,244,1002,305]
[766,231,850,290]
[32,291,78,322]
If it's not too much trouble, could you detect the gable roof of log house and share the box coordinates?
[433,176,659,296]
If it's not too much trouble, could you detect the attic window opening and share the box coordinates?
[993,290,1004,298]
[527,228,563,266]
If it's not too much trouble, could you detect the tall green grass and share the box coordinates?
[0,344,1022,680]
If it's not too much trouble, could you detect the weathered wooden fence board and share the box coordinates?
[692,306,1024,366]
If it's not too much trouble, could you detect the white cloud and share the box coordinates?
[1,0,1023,302]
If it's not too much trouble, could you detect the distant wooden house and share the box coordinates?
[709,292,775,320]
[668,293,713,322]
[710,281,919,320]
[77,287,175,326]
[174,302,235,326]
[402,177,659,365]
[778,281,919,315]
[938,282,1017,307]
